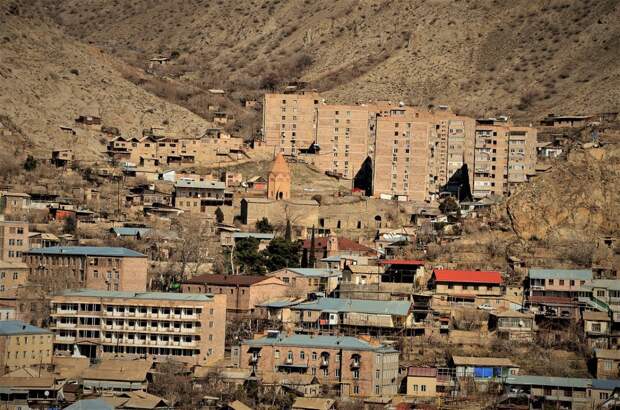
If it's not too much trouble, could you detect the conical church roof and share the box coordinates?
[270,153,290,175]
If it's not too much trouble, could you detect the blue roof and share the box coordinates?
[111,227,151,237]
[592,379,620,390]
[287,268,341,278]
[505,375,591,389]
[0,320,51,336]
[293,297,411,316]
[528,268,592,280]
[27,246,146,258]
[232,232,275,240]
[256,298,303,308]
[57,289,215,302]
[244,334,397,352]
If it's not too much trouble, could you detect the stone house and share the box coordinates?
[267,268,341,296]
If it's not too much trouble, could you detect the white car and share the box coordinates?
[477,304,495,311]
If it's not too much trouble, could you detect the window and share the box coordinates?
[300,351,305,360]
[605,360,613,370]
[312,352,317,360]
[376,369,380,378]
[570,280,575,286]
[559,280,565,286]
[592,323,601,332]
[335,369,340,377]
[287,351,293,361]
[311,367,316,375]
[548,279,554,285]
[353,370,360,379]
[322,368,328,376]
[12,272,18,280]
[413,384,418,392]
[353,385,360,394]
[275,350,280,359]
[421,385,427,392]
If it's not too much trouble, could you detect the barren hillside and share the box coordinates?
[0,10,213,160]
[24,0,620,119]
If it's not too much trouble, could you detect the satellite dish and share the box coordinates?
[44,390,50,397]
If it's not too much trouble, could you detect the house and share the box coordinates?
[51,149,74,167]
[540,114,593,127]
[581,310,611,348]
[502,375,592,410]
[526,268,592,318]
[28,232,60,249]
[537,141,563,159]
[181,274,290,317]
[428,269,503,304]
[0,260,29,294]
[0,192,31,215]
[0,219,29,262]
[594,349,620,379]
[488,310,536,342]
[220,232,275,251]
[245,176,268,191]
[292,397,336,410]
[379,259,425,284]
[25,246,149,292]
[405,367,455,398]
[109,227,152,240]
[254,298,304,325]
[49,290,226,365]
[342,265,383,286]
[0,367,60,408]
[237,333,399,399]
[0,320,53,375]
[267,268,341,296]
[302,236,376,262]
[173,179,232,214]
[451,356,519,384]
[80,358,152,393]
[291,297,413,336]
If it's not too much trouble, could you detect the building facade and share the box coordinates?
[0,220,29,263]
[49,290,226,365]
[25,247,148,292]
[0,320,53,375]
[238,333,399,399]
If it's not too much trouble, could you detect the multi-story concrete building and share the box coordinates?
[237,333,399,398]
[0,320,53,375]
[0,261,28,294]
[24,246,148,292]
[263,91,321,156]
[181,274,290,317]
[373,107,433,202]
[472,118,537,199]
[314,104,370,180]
[173,179,232,214]
[0,219,29,262]
[49,290,226,365]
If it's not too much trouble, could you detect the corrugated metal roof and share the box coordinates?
[287,268,341,278]
[504,375,590,389]
[111,227,151,237]
[293,297,411,316]
[0,320,51,336]
[244,334,397,352]
[591,379,620,390]
[175,179,225,189]
[585,279,620,291]
[452,356,518,367]
[56,289,214,302]
[433,269,502,284]
[26,246,145,258]
[528,268,592,280]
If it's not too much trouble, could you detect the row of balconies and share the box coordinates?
[53,310,201,320]
[55,335,197,347]
[51,323,197,333]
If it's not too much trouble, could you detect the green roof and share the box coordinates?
[528,268,592,280]
[293,297,411,316]
[505,375,591,389]
[244,334,397,352]
[56,289,214,302]
[0,320,51,336]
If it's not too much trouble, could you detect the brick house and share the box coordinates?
[428,269,503,304]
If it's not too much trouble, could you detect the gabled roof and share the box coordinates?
[505,375,591,389]
[81,359,152,382]
[528,268,592,280]
[65,399,114,410]
[408,367,438,377]
[26,246,145,258]
[183,274,276,287]
[175,179,225,189]
[285,268,341,278]
[270,153,290,175]
[293,297,411,316]
[292,397,336,410]
[432,269,502,285]
[110,227,152,237]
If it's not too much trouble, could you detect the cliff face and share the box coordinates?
[507,146,620,242]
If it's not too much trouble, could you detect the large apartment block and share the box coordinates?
[472,118,537,198]
[0,219,29,263]
[24,246,148,292]
[49,290,226,365]
[238,333,399,398]
[263,92,537,200]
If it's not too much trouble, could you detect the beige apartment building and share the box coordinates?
[24,246,148,292]
[263,91,321,156]
[0,260,29,294]
[472,118,537,198]
[314,104,370,180]
[173,179,232,214]
[49,290,226,365]
[0,320,53,375]
[373,107,433,202]
[0,219,29,262]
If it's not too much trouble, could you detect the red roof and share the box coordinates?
[432,269,502,285]
[379,259,425,266]
[408,367,437,377]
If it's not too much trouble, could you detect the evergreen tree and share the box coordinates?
[284,219,292,241]
[308,225,316,268]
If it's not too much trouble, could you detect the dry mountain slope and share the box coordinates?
[0,12,212,159]
[28,0,620,119]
